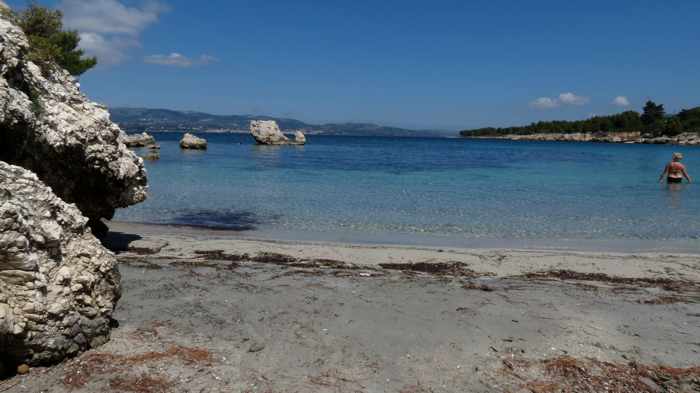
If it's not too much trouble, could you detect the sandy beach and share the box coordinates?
[2,221,698,392]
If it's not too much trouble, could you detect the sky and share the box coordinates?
[6,0,700,130]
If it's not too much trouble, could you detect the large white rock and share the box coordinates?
[0,162,121,365]
[0,10,147,233]
[250,120,305,145]
[180,132,208,149]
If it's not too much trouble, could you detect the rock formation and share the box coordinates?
[0,10,147,234]
[250,120,306,145]
[122,132,156,148]
[294,131,307,144]
[180,133,208,149]
[0,162,121,366]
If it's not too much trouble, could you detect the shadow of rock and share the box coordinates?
[102,232,143,253]
[169,209,272,231]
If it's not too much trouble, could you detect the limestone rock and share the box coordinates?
[294,131,307,144]
[0,10,147,231]
[0,162,121,366]
[123,132,156,147]
[127,238,169,255]
[180,133,207,150]
[250,120,305,145]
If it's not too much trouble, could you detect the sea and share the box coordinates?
[115,133,700,252]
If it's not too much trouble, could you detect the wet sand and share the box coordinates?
[3,222,699,392]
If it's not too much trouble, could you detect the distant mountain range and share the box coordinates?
[110,107,451,138]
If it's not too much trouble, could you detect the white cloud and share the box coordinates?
[58,0,168,65]
[612,96,631,107]
[530,92,589,110]
[144,53,218,67]
[558,92,589,106]
[530,97,560,109]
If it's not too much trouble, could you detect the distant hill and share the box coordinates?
[110,107,449,138]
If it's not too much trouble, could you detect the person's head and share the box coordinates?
[672,152,684,162]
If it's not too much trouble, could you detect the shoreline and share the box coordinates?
[109,220,700,255]
[461,132,700,145]
[105,220,700,280]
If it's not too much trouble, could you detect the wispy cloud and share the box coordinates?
[58,0,168,65]
[558,92,589,106]
[530,97,560,109]
[144,53,218,67]
[530,92,589,110]
[612,96,631,107]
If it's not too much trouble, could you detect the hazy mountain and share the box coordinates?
[109,107,450,138]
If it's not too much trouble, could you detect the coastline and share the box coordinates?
[109,220,700,255]
[461,131,700,145]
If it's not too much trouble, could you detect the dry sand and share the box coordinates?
[2,222,699,392]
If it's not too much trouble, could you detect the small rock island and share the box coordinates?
[250,120,306,145]
[180,133,208,150]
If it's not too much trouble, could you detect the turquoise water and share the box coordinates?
[116,133,700,250]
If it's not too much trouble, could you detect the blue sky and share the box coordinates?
[7,0,700,130]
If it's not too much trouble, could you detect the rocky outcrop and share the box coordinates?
[180,133,207,149]
[123,132,156,147]
[250,120,305,145]
[0,162,121,366]
[0,10,147,233]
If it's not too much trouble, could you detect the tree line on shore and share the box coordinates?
[460,101,700,138]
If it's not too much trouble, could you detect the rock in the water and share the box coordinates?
[143,150,160,161]
[0,162,121,366]
[294,131,306,144]
[123,132,156,147]
[180,133,208,149]
[0,11,147,231]
[250,120,305,145]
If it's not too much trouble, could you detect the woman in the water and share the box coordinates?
[659,152,692,184]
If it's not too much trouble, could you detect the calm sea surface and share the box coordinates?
[115,133,700,251]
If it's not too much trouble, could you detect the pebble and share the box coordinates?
[248,341,266,353]
[17,364,30,375]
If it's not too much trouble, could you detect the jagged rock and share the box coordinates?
[123,132,156,147]
[180,133,207,149]
[250,120,305,145]
[0,10,147,232]
[0,161,121,366]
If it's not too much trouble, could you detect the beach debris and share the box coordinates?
[123,132,156,147]
[180,133,208,149]
[462,281,494,291]
[62,345,212,389]
[0,162,121,366]
[250,120,306,145]
[379,261,490,278]
[494,355,700,393]
[0,10,147,236]
[523,269,699,292]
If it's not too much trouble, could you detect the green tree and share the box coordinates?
[664,118,683,136]
[17,3,96,76]
[641,100,665,126]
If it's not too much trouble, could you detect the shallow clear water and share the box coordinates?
[116,133,700,250]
